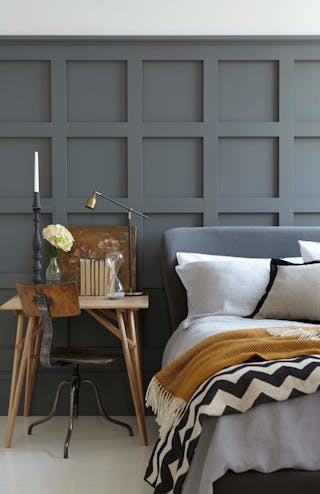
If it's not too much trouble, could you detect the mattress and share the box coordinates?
[161,316,320,494]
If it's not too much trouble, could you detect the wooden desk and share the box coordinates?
[0,294,149,448]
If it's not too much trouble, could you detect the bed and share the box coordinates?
[154,226,320,494]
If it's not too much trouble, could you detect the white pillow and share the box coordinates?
[175,259,270,327]
[177,252,303,265]
[299,240,320,262]
[177,252,249,264]
[253,260,320,321]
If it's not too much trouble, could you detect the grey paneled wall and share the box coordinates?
[1,36,320,414]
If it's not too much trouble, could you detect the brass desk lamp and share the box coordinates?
[85,191,148,296]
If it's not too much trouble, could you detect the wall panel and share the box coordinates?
[218,60,279,122]
[143,137,203,198]
[143,60,203,122]
[1,37,320,414]
[67,137,128,197]
[0,60,51,122]
[67,60,127,122]
[0,138,52,198]
[219,137,279,198]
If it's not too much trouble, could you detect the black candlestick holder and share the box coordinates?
[32,191,42,284]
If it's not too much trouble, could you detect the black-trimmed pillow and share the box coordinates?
[250,259,320,322]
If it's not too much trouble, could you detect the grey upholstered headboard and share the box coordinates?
[161,226,320,332]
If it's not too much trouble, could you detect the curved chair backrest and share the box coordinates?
[16,282,81,367]
[16,282,81,318]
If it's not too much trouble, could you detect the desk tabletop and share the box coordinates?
[0,294,149,312]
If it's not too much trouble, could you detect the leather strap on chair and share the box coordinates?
[33,293,55,368]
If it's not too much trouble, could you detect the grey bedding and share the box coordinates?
[162,316,320,494]
[182,393,320,494]
[160,226,320,493]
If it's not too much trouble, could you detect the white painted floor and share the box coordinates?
[0,415,158,493]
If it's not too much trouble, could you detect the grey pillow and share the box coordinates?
[252,259,320,322]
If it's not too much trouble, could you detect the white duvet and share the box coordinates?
[162,315,316,365]
[161,316,320,494]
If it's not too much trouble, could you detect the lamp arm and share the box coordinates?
[95,191,148,219]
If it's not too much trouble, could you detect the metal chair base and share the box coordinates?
[27,366,133,458]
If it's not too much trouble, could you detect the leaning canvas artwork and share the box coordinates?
[59,226,137,292]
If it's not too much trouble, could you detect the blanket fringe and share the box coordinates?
[147,327,320,438]
[267,327,320,340]
[145,376,186,438]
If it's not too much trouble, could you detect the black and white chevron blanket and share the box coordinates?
[145,354,320,494]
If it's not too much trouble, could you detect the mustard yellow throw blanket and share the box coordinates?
[146,326,320,437]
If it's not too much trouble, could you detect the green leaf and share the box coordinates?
[47,243,59,258]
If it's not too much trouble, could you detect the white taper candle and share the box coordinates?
[34,151,39,192]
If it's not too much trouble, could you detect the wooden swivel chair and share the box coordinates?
[16,281,133,458]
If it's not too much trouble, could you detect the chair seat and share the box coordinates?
[51,347,123,365]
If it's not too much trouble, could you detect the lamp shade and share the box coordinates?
[85,193,97,210]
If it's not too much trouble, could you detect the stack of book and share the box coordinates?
[79,258,115,296]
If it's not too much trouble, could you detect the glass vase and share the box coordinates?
[105,252,125,299]
[45,256,62,285]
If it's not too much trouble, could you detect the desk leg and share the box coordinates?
[117,310,148,446]
[24,324,32,418]
[128,310,145,415]
[5,316,35,448]
[24,318,41,417]
[8,314,24,417]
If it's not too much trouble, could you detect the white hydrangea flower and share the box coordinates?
[42,224,74,252]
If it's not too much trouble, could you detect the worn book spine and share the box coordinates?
[79,258,86,296]
[99,258,105,296]
[95,259,100,296]
[91,259,95,296]
[85,259,91,295]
